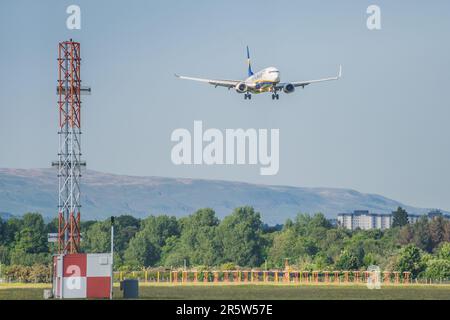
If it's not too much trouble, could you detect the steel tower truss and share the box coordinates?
[52,40,90,254]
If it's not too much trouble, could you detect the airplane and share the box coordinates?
[175,46,342,100]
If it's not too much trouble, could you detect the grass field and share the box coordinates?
[1,283,450,300]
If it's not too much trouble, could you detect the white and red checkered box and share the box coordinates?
[53,253,112,299]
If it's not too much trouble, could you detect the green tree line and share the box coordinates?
[0,206,449,280]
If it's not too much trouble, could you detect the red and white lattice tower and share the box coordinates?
[52,39,90,254]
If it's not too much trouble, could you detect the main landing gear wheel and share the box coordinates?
[271,94,279,100]
[244,93,252,100]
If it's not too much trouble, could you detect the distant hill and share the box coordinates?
[0,168,440,224]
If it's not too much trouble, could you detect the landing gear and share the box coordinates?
[244,93,252,100]
[271,87,280,100]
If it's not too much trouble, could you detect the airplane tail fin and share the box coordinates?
[247,46,254,77]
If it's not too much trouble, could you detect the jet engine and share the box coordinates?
[283,83,295,94]
[235,82,248,93]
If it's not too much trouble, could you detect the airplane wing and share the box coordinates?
[175,74,241,88]
[276,65,342,89]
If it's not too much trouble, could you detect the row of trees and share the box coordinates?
[1,207,450,280]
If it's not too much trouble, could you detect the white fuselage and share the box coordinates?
[244,67,280,93]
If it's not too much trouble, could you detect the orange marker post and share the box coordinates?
[344,271,349,284]
[173,271,178,284]
[303,271,310,284]
[334,271,340,284]
[363,271,369,283]
[403,272,411,284]
[284,271,290,283]
[383,271,391,285]
[394,272,400,285]
[313,271,319,284]
[353,271,360,283]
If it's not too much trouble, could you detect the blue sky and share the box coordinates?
[1,0,450,210]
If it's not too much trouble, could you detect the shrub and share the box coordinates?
[395,245,425,278]
[29,264,51,283]
[3,264,51,283]
[4,265,30,282]
[221,262,236,270]
[437,242,450,260]
[424,259,450,280]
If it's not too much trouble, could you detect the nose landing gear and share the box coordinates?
[244,93,252,100]
[271,86,280,100]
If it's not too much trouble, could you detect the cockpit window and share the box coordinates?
[269,70,279,73]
